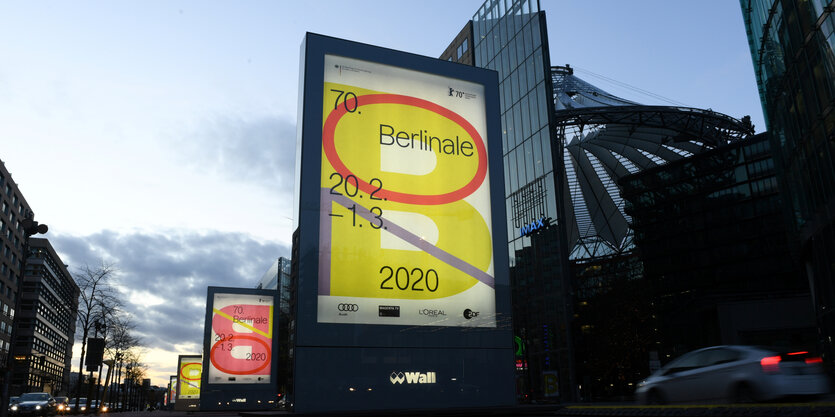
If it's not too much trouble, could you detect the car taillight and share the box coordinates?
[805,357,823,364]
[761,355,781,373]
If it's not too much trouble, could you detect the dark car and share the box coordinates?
[9,393,55,416]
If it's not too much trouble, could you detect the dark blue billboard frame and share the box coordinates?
[296,33,511,348]
[294,32,512,411]
[200,286,278,411]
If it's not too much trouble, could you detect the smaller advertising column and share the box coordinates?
[167,375,177,409]
[200,287,278,410]
[174,355,202,411]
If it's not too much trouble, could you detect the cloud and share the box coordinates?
[178,115,297,194]
[50,230,287,354]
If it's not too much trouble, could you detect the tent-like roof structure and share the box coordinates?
[551,65,754,260]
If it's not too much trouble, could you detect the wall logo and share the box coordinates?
[419,309,446,317]
[463,309,479,320]
[519,217,551,237]
[390,371,437,384]
[379,305,400,317]
[337,303,359,312]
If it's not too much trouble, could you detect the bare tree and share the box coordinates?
[102,314,141,407]
[121,350,148,411]
[73,261,122,412]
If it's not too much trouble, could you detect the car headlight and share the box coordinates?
[10,405,17,411]
[101,406,108,412]
[35,405,41,410]
[80,406,86,411]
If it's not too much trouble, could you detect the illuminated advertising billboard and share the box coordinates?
[294,33,513,412]
[174,355,201,411]
[168,375,177,405]
[207,292,273,383]
[177,356,201,399]
[317,54,496,327]
[200,287,278,411]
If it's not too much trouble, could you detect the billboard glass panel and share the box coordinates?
[207,292,274,384]
[168,375,177,404]
[177,356,202,399]
[318,54,495,327]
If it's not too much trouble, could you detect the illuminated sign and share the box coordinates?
[519,216,551,237]
[389,371,437,384]
[177,356,202,399]
[318,55,496,327]
[168,375,177,404]
[207,293,273,384]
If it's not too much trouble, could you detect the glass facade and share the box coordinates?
[620,133,813,376]
[255,257,293,398]
[471,0,573,401]
[742,0,835,369]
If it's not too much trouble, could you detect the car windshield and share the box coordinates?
[19,393,49,401]
[54,397,68,403]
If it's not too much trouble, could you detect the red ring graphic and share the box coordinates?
[209,335,271,375]
[322,93,488,205]
[179,362,202,380]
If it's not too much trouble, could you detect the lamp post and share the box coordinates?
[0,218,47,417]
[111,353,122,410]
[123,366,131,411]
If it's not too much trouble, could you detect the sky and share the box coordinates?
[0,0,763,387]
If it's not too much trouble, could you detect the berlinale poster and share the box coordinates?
[206,292,273,384]
[317,55,496,328]
[174,355,201,410]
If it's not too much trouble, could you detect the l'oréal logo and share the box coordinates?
[389,371,437,384]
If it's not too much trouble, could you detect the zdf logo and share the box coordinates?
[337,303,359,312]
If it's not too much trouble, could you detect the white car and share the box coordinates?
[636,345,829,404]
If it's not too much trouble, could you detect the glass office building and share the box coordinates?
[619,133,812,387]
[741,0,835,367]
[441,0,756,401]
[255,257,293,398]
[458,0,575,401]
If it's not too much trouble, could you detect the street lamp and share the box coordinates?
[0,217,47,417]
[123,366,132,411]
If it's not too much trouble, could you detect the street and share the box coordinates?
[97,401,835,417]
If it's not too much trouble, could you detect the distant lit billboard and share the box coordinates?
[168,375,177,404]
[177,355,202,399]
[207,292,273,384]
[200,287,278,411]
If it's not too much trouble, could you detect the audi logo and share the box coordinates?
[338,303,359,312]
